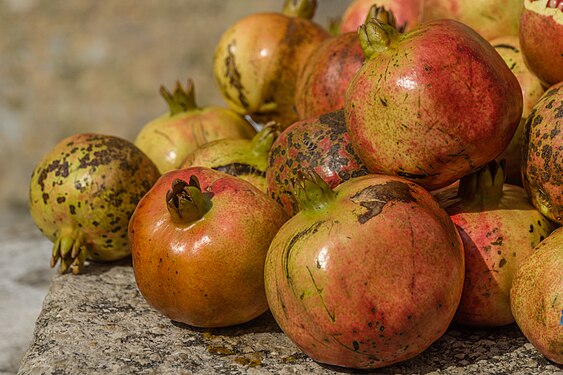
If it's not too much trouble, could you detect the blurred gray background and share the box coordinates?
[0,1,346,373]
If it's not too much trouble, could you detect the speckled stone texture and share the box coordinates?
[18,261,562,375]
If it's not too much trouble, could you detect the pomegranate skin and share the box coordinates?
[294,32,364,120]
[421,0,522,41]
[519,0,563,87]
[510,227,563,364]
[522,82,563,224]
[345,19,523,190]
[265,174,464,369]
[340,0,421,33]
[267,110,368,216]
[129,167,288,328]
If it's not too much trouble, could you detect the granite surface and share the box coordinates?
[18,261,563,375]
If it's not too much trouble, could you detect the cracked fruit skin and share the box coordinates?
[510,227,563,364]
[129,167,288,328]
[522,82,563,225]
[212,3,329,128]
[29,133,160,274]
[437,161,556,327]
[519,0,563,87]
[264,173,464,369]
[345,19,523,190]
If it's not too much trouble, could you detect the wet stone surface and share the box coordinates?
[18,261,563,375]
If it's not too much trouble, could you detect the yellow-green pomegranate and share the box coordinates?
[29,133,160,274]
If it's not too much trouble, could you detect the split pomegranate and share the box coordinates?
[264,172,464,369]
[129,167,288,327]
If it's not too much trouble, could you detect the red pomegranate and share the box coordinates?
[294,6,398,120]
[340,0,421,33]
[264,172,464,369]
[345,18,523,190]
[519,0,563,86]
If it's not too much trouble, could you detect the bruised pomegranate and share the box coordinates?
[339,0,421,33]
[421,0,522,40]
[29,133,160,274]
[345,19,523,190]
[267,110,368,215]
[181,122,280,192]
[213,0,329,128]
[129,167,288,327]
[294,6,397,120]
[510,227,563,364]
[519,0,563,86]
[134,79,255,174]
[491,36,546,185]
[437,161,556,327]
[522,81,563,224]
[264,172,464,369]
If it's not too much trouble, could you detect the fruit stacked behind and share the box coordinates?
[29,0,562,370]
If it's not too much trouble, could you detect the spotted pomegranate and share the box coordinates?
[181,122,280,192]
[29,133,160,274]
[421,0,522,40]
[213,0,329,128]
[345,18,523,190]
[522,81,563,224]
[491,36,546,185]
[437,161,556,327]
[511,227,563,364]
[266,110,368,215]
[264,172,465,369]
[519,0,563,86]
[294,6,397,120]
[339,0,421,33]
[129,167,288,327]
[134,79,255,173]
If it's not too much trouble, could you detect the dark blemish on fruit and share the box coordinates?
[380,98,388,107]
[350,181,416,224]
[529,224,534,233]
[319,110,345,129]
[224,40,249,109]
[491,237,503,246]
[540,235,545,242]
[213,163,266,178]
[353,341,360,351]
[42,193,49,204]
[56,196,66,204]
[282,221,325,279]
[499,258,507,268]
[69,205,76,215]
[492,44,519,52]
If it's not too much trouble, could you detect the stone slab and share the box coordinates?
[18,261,563,374]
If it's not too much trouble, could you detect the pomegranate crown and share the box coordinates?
[282,0,317,19]
[166,176,212,224]
[291,170,336,212]
[160,78,199,116]
[457,160,506,206]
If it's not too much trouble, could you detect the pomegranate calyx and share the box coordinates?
[359,19,400,60]
[166,177,212,224]
[364,5,399,31]
[457,160,506,207]
[160,79,198,116]
[51,231,88,274]
[251,121,280,157]
[282,0,317,20]
[291,171,336,212]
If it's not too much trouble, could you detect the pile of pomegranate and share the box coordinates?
[28,0,562,369]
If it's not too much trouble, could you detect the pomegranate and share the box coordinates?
[437,161,556,327]
[339,0,421,33]
[213,0,329,128]
[29,133,160,274]
[180,122,280,192]
[491,36,546,185]
[519,0,563,86]
[264,172,464,369]
[134,79,255,174]
[294,6,397,120]
[129,167,288,328]
[421,0,522,41]
[522,81,563,225]
[345,18,523,190]
[510,227,563,364]
[266,110,368,215]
